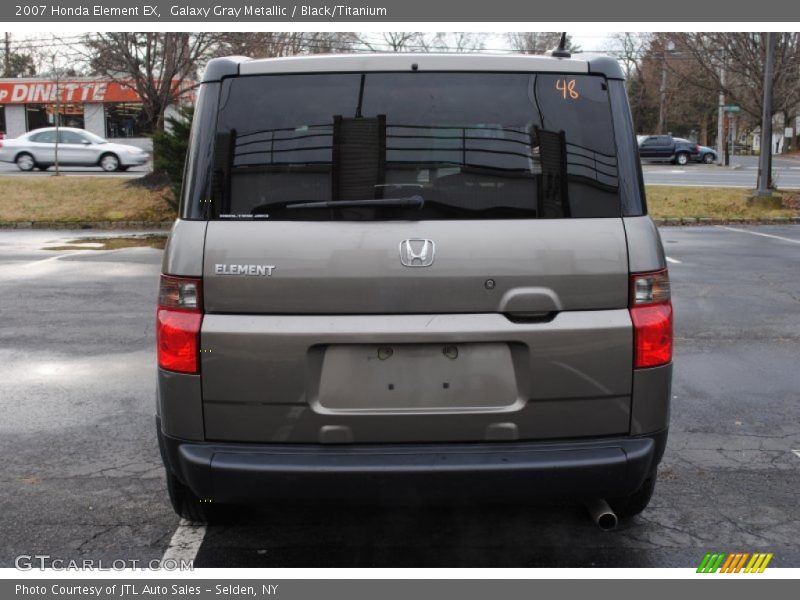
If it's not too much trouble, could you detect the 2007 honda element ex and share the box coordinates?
[156,52,672,524]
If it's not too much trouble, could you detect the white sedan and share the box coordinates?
[0,127,150,172]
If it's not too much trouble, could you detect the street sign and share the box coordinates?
[722,105,741,113]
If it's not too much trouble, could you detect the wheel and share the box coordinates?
[675,152,689,166]
[36,164,50,171]
[608,472,657,518]
[703,153,715,164]
[165,469,217,523]
[15,153,35,171]
[99,153,120,172]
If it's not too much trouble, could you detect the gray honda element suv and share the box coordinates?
[156,53,672,525]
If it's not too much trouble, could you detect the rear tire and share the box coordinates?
[675,152,689,166]
[703,153,715,164]
[608,472,657,519]
[15,153,35,171]
[165,470,216,523]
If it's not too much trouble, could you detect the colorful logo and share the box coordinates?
[697,552,773,573]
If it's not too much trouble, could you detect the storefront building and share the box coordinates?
[0,77,188,142]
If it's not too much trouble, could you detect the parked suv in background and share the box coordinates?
[673,138,717,164]
[157,53,673,526]
[638,134,699,165]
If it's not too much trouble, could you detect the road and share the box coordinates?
[0,226,798,568]
[0,161,151,178]
[642,155,800,188]
[2,154,800,188]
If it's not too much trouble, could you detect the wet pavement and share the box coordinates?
[0,226,798,568]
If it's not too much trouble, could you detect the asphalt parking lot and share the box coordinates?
[0,225,798,568]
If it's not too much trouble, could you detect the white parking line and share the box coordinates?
[21,249,96,268]
[161,518,206,567]
[793,449,800,459]
[665,256,682,264]
[716,225,800,245]
[28,254,70,266]
[646,183,755,188]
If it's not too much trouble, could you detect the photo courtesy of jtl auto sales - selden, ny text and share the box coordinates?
[0,0,799,597]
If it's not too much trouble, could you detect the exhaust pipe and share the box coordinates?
[585,499,618,531]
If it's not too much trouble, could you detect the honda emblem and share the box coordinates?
[399,239,435,267]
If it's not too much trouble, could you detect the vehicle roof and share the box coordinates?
[25,127,92,134]
[202,53,624,83]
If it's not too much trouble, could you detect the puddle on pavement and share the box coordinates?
[42,235,168,251]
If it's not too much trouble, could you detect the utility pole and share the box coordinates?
[716,60,726,166]
[657,41,674,135]
[4,33,10,77]
[658,53,667,134]
[756,32,776,196]
[52,54,61,177]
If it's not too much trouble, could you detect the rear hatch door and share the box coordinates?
[198,69,633,443]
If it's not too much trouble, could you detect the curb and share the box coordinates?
[654,216,800,226]
[0,221,173,230]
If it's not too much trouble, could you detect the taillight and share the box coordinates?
[157,275,202,374]
[629,269,672,369]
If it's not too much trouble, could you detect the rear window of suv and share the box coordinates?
[208,72,622,220]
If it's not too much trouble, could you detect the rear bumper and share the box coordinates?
[158,420,667,503]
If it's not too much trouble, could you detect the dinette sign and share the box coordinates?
[0,81,141,104]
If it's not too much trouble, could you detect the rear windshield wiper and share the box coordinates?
[250,195,425,215]
[247,195,534,218]
[284,195,425,211]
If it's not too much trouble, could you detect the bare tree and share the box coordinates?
[506,32,577,55]
[81,33,221,131]
[625,34,721,142]
[356,32,425,52]
[608,32,647,81]
[2,33,37,77]
[669,33,800,123]
[216,32,356,58]
[425,33,486,52]
[353,32,488,53]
